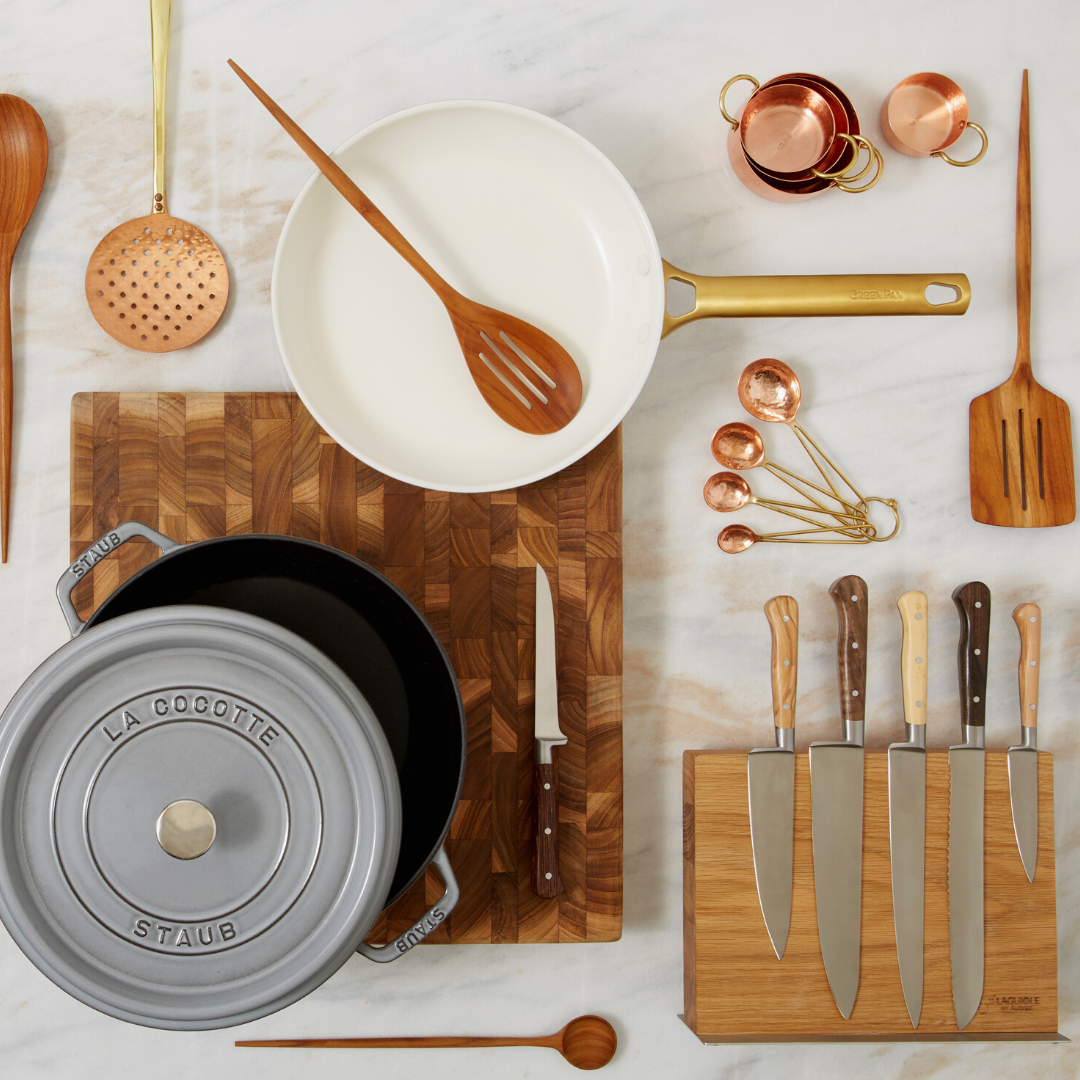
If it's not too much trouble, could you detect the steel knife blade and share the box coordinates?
[889,590,927,1029]
[949,581,990,1030]
[749,595,798,960]
[811,575,867,1019]
[1009,602,1040,883]
[532,564,566,897]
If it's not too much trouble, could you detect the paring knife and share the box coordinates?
[748,595,798,960]
[889,591,928,1029]
[811,575,867,1019]
[949,581,990,1030]
[532,564,567,897]
[1009,603,1040,882]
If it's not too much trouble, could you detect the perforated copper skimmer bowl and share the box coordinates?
[85,0,228,352]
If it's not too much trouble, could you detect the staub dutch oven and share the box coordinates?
[0,522,466,1029]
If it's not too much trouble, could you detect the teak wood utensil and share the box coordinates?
[229,60,583,436]
[969,71,1075,526]
[0,95,47,564]
[236,1014,617,1070]
[85,0,228,352]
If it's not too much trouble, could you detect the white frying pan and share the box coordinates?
[272,100,968,492]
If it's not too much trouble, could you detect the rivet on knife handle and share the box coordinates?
[829,575,868,731]
[765,596,798,729]
[898,591,928,728]
[1013,603,1041,728]
[952,582,990,729]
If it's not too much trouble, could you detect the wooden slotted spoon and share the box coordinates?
[229,60,582,436]
[85,0,228,352]
[969,70,1075,526]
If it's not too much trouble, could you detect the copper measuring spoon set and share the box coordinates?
[704,359,899,553]
[723,70,987,201]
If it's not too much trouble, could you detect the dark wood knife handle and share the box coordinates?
[533,763,562,897]
[829,575,868,724]
[953,581,990,727]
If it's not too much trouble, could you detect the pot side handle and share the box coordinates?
[356,845,460,963]
[56,521,182,637]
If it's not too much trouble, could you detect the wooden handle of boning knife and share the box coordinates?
[764,596,798,728]
[829,576,867,723]
[952,581,990,727]
[897,591,928,726]
[533,762,562,897]
[1013,602,1041,728]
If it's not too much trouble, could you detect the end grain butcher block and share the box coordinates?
[683,750,1058,1039]
[70,392,623,945]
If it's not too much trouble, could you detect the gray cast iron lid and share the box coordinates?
[0,606,401,1029]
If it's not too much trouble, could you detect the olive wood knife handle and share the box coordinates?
[1013,602,1041,729]
[764,596,798,728]
[533,762,562,897]
[829,576,868,724]
[897,591,928,727]
[953,581,991,728]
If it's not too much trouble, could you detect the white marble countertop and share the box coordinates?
[2,0,1078,1075]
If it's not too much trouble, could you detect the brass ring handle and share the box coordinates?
[933,121,988,167]
[811,134,875,182]
[719,74,760,130]
[831,147,884,193]
[862,497,901,541]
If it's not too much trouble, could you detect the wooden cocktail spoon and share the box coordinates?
[229,59,583,436]
[236,1013,617,1071]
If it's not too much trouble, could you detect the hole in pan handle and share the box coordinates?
[56,521,183,637]
[355,845,460,962]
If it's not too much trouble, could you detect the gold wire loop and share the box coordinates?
[810,133,865,180]
[862,497,901,541]
[831,146,884,193]
[719,74,760,130]
[933,121,988,167]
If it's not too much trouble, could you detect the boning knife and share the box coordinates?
[1009,602,1040,882]
[811,575,867,1019]
[889,590,927,1029]
[533,564,567,897]
[949,581,989,1030]
[749,595,798,960]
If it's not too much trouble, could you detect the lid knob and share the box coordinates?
[156,800,217,860]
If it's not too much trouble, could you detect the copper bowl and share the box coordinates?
[738,82,836,174]
[880,72,988,166]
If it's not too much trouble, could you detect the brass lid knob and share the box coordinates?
[156,799,217,860]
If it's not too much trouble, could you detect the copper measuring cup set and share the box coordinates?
[722,71,987,201]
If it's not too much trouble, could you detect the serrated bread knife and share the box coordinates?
[1009,603,1040,883]
[889,591,927,1029]
[749,595,798,960]
[949,581,990,1030]
[811,575,867,1019]
[532,564,567,897]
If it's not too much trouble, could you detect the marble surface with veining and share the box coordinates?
[1,0,1078,1075]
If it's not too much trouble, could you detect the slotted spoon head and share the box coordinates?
[85,214,229,352]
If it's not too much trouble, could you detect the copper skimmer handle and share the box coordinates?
[661,265,970,337]
[151,0,170,214]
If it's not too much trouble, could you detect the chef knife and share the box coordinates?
[949,581,990,1030]
[811,575,867,1019]
[889,590,928,1029]
[749,595,798,960]
[533,563,567,897]
[1009,602,1040,882]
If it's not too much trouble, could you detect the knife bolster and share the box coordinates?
[842,719,864,747]
[904,724,926,750]
[536,735,568,765]
[774,727,795,752]
[1020,727,1037,750]
[960,725,986,750]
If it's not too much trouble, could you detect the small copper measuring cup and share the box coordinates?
[881,72,988,166]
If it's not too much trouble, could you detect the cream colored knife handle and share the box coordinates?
[1013,603,1041,728]
[898,591,928,726]
[765,596,798,729]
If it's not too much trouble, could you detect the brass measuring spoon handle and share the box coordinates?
[151,0,170,215]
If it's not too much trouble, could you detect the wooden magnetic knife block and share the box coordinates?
[683,750,1060,1040]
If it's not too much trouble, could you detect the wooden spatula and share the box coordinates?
[969,70,1075,526]
[229,60,582,436]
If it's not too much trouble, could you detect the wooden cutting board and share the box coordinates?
[70,393,622,944]
[684,750,1058,1039]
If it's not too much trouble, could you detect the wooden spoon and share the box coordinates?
[228,60,582,436]
[0,95,48,564]
[969,70,1075,526]
[236,1013,617,1071]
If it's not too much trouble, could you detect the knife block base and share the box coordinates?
[683,750,1058,1039]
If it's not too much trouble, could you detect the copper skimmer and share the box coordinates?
[85,0,228,352]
